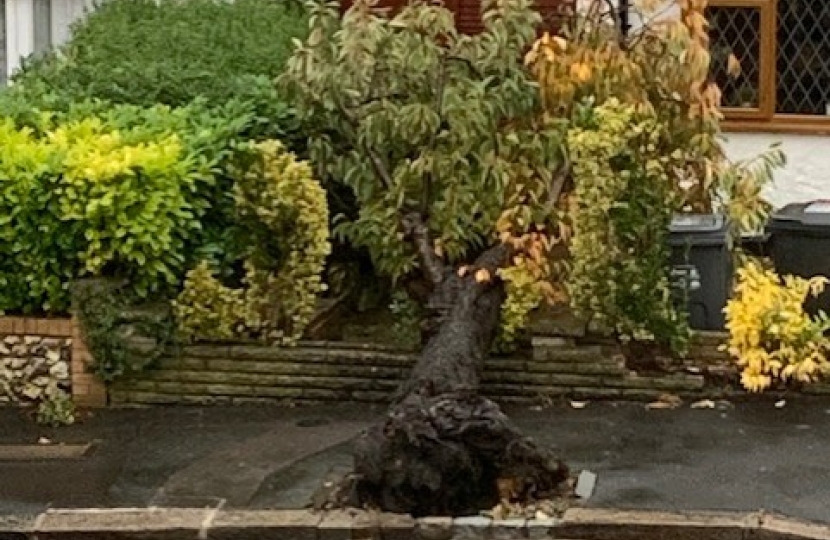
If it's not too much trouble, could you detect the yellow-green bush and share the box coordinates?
[0,115,203,313]
[173,261,254,342]
[496,264,547,352]
[174,140,330,345]
[565,99,688,351]
[724,260,830,392]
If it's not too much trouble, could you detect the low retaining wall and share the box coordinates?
[111,333,755,406]
[1,507,828,540]
[0,317,106,408]
[7,317,827,410]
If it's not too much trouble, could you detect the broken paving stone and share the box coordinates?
[691,399,716,409]
[574,470,597,499]
[527,518,558,539]
[453,516,491,529]
[417,517,453,540]
[491,518,526,540]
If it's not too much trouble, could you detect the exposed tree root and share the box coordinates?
[314,229,570,516]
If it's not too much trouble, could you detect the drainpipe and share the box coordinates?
[619,0,631,39]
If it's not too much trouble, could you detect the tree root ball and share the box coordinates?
[346,390,569,517]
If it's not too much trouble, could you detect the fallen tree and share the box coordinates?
[348,231,569,516]
[283,0,572,515]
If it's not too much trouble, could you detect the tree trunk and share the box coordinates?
[323,242,570,517]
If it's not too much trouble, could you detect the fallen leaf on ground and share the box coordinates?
[646,393,682,409]
[691,399,716,409]
[775,399,786,408]
[569,401,588,409]
[37,437,51,445]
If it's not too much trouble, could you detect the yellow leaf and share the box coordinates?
[475,268,491,283]
[570,62,593,83]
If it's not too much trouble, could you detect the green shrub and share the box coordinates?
[36,390,76,427]
[565,99,688,352]
[15,0,305,107]
[10,0,306,143]
[174,140,330,345]
[0,102,253,314]
[71,277,176,382]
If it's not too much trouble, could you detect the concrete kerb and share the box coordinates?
[0,507,828,540]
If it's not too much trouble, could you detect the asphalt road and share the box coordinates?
[2,398,830,523]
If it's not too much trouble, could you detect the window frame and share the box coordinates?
[710,0,830,134]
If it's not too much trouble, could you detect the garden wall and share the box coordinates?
[4,318,824,409]
[110,333,770,407]
[0,316,106,408]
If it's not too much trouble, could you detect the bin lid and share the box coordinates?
[769,201,830,231]
[670,213,726,233]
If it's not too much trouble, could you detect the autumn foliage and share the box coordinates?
[724,261,830,392]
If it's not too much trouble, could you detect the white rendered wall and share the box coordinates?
[5,0,91,79]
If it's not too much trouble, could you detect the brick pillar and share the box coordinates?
[70,317,107,407]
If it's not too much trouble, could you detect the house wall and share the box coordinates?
[722,133,830,209]
[5,0,90,79]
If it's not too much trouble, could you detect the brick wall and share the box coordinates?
[0,316,106,407]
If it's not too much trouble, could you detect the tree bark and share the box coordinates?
[323,242,570,516]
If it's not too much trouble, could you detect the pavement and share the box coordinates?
[1,398,830,523]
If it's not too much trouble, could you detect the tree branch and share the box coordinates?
[422,52,449,216]
[333,98,395,189]
[543,156,571,215]
[402,212,446,286]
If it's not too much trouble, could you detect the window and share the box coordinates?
[708,0,830,133]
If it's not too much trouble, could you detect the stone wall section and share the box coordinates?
[111,335,748,407]
[0,317,106,408]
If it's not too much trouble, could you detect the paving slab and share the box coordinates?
[0,443,93,461]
